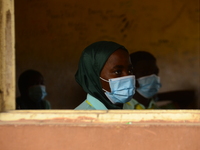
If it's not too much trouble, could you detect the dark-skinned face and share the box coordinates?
[27,74,44,88]
[133,60,159,79]
[100,49,133,92]
[23,74,45,96]
[133,60,159,87]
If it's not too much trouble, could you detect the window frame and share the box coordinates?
[0,0,199,124]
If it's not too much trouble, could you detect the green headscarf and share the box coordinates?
[75,41,128,109]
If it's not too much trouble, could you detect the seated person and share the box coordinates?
[75,41,136,110]
[16,69,51,109]
[124,51,161,109]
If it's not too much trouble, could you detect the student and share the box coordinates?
[16,69,51,109]
[124,51,161,109]
[75,41,135,110]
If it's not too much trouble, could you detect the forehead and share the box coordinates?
[100,49,131,76]
[27,74,44,84]
[134,60,157,69]
[133,60,159,77]
[105,49,130,65]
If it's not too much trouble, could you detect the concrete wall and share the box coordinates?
[15,0,200,109]
[0,110,200,150]
[1,122,200,150]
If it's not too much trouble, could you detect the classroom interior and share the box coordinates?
[15,0,199,109]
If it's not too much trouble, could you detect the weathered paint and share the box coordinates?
[0,110,200,150]
[0,117,200,150]
[0,110,200,123]
[0,123,200,150]
[0,0,15,111]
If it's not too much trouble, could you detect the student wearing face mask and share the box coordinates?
[16,69,51,109]
[75,41,135,110]
[123,51,161,109]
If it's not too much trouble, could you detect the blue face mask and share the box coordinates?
[28,85,47,102]
[100,75,135,104]
[137,74,161,98]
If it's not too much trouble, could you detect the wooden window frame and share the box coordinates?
[0,0,199,124]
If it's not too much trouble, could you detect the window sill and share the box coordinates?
[0,110,200,125]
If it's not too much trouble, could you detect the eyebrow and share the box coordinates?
[112,64,133,69]
[112,65,124,69]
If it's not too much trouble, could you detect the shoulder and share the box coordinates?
[123,98,139,109]
[16,96,25,109]
[42,99,51,109]
[74,100,96,110]
[75,94,108,110]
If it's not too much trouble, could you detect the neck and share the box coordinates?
[133,92,151,108]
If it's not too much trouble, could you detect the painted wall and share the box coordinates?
[15,0,199,109]
[1,122,200,150]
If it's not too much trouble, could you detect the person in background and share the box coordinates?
[75,41,135,110]
[16,69,51,109]
[123,51,161,109]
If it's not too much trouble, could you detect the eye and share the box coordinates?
[128,68,134,75]
[114,70,122,76]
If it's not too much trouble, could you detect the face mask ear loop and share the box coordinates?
[100,77,109,82]
[100,77,110,93]
[102,88,108,92]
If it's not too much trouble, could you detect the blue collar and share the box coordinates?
[86,94,108,110]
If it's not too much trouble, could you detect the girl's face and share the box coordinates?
[100,49,133,92]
